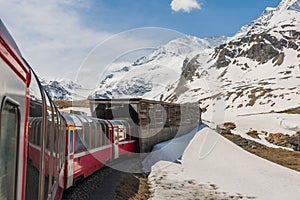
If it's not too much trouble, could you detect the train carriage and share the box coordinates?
[1,19,140,200]
[0,19,66,200]
[25,73,66,200]
[61,113,137,189]
[106,119,136,158]
[62,113,114,188]
[0,19,31,200]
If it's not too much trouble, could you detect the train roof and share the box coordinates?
[0,19,22,57]
[61,112,110,127]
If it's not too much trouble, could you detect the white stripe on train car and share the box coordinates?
[119,140,135,145]
[29,142,59,158]
[73,144,112,159]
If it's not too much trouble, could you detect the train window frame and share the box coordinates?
[0,96,20,200]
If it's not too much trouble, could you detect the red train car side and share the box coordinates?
[61,113,137,189]
[0,19,137,200]
[0,19,66,200]
[0,19,31,200]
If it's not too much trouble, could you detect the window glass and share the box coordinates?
[60,120,66,167]
[97,122,102,147]
[114,128,118,142]
[25,73,43,200]
[36,121,41,146]
[101,122,107,145]
[93,123,97,148]
[0,98,20,200]
[44,93,53,198]
[69,130,73,154]
[75,129,83,153]
[83,123,89,150]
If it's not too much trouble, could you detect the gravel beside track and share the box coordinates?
[62,155,148,200]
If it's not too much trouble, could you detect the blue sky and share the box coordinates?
[79,0,281,37]
[0,0,282,83]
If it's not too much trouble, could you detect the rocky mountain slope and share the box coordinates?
[89,35,228,99]
[42,0,300,150]
[163,0,300,118]
[44,0,300,120]
[41,78,88,100]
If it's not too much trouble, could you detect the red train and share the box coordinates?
[0,19,136,200]
[58,113,135,189]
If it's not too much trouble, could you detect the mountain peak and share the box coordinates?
[133,35,227,66]
[233,0,300,40]
[278,0,300,11]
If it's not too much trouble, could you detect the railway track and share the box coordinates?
[63,155,146,200]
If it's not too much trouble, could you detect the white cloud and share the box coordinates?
[76,27,184,89]
[170,0,201,13]
[0,0,111,79]
[0,0,185,92]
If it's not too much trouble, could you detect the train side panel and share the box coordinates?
[0,20,30,200]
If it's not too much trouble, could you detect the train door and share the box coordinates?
[113,127,119,159]
[67,128,74,188]
[0,97,20,200]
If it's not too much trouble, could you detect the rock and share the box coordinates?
[287,136,300,151]
[216,122,236,134]
[266,133,289,147]
[246,130,260,139]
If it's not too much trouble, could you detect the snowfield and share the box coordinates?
[148,127,300,200]
[142,124,206,173]
[227,113,300,150]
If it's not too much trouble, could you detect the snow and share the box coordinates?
[149,127,300,199]
[289,0,300,11]
[91,35,227,100]
[224,113,300,150]
[60,106,91,116]
[142,124,207,173]
[41,78,90,100]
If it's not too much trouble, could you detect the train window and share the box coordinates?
[53,116,58,154]
[114,128,118,142]
[30,120,36,144]
[52,108,59,176]
[93,123,97,148]
[0,97,20,200]
[69,130,73,154]
[124,122,131,141]
[37,120,42,146]
[98,122,103,147]
[108,123,111,144]
[25,71,43,200]
[101,122,106,146]
[101,121,109,146]
[60,122,66,167]
[52,108,59,186]
[83,123,90,150]
[119,126,125,141]
[44,93,54,198]
[75,129,83,153]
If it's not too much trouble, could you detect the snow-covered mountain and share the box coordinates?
[163,0,300,119]
[41,0,300,152]
[41,78,89,100]
[44,0,300,122]
[90,35,228,99]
